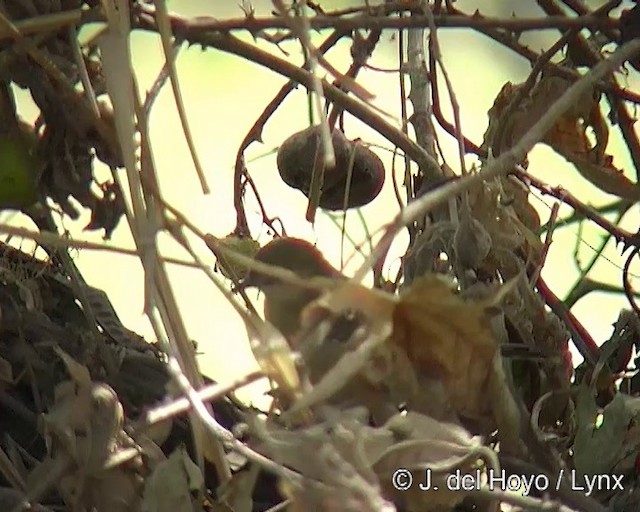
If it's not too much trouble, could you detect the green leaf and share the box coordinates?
[0,132,39,210]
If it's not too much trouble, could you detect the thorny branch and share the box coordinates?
[2,2,640,511]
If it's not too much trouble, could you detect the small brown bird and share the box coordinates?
[239,237,342,340]
[240,237,398,419]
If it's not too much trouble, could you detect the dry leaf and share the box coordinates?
[392,275,496,380]
[469,180,543,277]
[501,177,541,234]
[301,281,397,328]
[0,354,13,384]
[453,203,492,269]
[0,486,53,512]
[482,75,596,156]
[217,465,259,512]
[391,275,514,420]
[249,409,395,512]
[215,233,260,281]
[483,74,640,201]
[247,319,302,402]
[87,468,141,512]
[40,350,134,511]
[142,446,203,512]
[290,282,408,417]
[375,412,485,512]
[573,385,632,477]
[545,116,640,200]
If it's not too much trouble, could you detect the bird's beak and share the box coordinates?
[233,272,262,294]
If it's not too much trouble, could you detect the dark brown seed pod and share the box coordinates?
[276,125,385,210]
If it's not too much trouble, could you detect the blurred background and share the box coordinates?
[4,0,639,404]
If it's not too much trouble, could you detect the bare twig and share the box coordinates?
[153,0,210,194]
[175,13,618,34]
[623,245,640,318]
[139,371,264,430]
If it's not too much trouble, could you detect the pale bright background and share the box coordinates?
[4,0,640,404]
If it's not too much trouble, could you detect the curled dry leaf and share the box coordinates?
[482,74,599,156]
[289,282,402,416]
[215,233,261,281]
[453,204,492,269]
[142,447,203,512]
[484,74,640,201]
[501,177,541,235]
[300,281,397,382]
[469,179,543,278]
[41,349,143,512]
[545,114,640,200]
[298,276,522,439]
[86,468,141,512]
[249,409,395,511]
[573,384,632,478]
[383,411,481,451]
[375,412,485,512]
[248,319,302,403]
[612,395,640,476]
[392,275,495,381]
[391,275,515,421]
[301,281,397,327]
[216,465,259,512]
[284,322,398,419]
[0,487,53,512]
[0,354,13,384]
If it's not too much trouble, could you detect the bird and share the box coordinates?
[238,237,343,340]
[239,237,399,420]
[239,237,458,425]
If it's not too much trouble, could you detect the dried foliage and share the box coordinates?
[1,1,640,512]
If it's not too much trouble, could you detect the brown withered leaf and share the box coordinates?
[249,408,394,512]
[391,275,515,420]
[142,446,203,512]
[469,179,543,278]
[482,75,596,156]
[296,278,523,438]
[484,74,640,201]
[481,81,523,156]
[392,275,496,380]
[501,177,541,234]
[301,280,397,326]
[375,413,484,512]
[545,116,640,200]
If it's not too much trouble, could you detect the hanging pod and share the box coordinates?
[276,125,385,210]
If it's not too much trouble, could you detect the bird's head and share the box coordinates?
[239,237,339,291]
